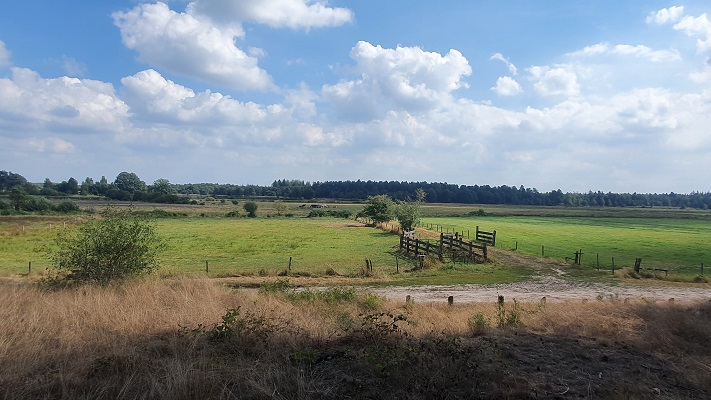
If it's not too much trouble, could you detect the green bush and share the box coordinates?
[54,200,80,213]
[243,201,258,218]
[22,196,53,212]
[45,208,165,286]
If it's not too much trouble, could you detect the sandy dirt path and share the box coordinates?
[369,276,711,303]
[371,247,711,303]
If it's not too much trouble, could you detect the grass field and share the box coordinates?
[421,215,711,276]
[2,202,709,282]
[0,215,530,285]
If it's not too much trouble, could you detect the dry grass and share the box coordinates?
[1,278,710,399]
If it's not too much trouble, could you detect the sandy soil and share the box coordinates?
[372,247,711,303]
[370,276,711,304]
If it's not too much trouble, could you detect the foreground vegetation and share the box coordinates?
[1,277,709,399]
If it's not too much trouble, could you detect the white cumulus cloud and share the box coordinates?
[673,13,711,53]
[322,41,472,119]
[0,67,129,135]
[121,69,275,125]
[646,6,684,25]
[188,0,353,30]
[113,2,273,91]
[529,66,580,97]
[492,76,522,96]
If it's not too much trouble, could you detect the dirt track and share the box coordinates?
[371,276,711,303]
[372,247,711,303]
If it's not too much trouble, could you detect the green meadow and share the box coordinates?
[0,215,529,285]
[2,203,709,283]
[421,216,711,275]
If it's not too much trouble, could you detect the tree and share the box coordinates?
[46,208,164,286]
[9,187,27,211]
[243,201,258,218]
[80,177,94,195]
[151,178,175,195]
[114,172,146,193]
[360,195,393,225]
[393,188,426,231]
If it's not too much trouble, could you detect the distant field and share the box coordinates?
[421,216,711,275]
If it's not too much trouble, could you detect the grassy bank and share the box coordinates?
[1,278,709,399]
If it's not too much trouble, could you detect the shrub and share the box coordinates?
[45,208,165,286]
[54,200,80,213]
[22,196,53,212]
[243,201,258,218]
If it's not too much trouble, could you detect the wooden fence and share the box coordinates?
[475,226,496,246]
[399,232,487,263]
[441,233,488,262]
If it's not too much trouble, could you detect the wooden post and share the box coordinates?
[515,241,518,251]
[28,261,31,274]
[448,296,454,306]
[492,230,497,247]
[395,256,399,273]
[541,245,545,257]
[369,259,373,272]
[288,256,292,273]
[634,258,642,273]
[205,261,209,273]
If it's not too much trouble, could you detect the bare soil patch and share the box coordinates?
[374,247,711,304]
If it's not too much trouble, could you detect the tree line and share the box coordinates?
[1,170,710,210]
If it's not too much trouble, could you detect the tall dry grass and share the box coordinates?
[1,278,710,399]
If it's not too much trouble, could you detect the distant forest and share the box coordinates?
[2,170,710,210]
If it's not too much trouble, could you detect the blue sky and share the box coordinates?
[1,1,710,193]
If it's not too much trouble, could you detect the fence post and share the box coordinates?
[515,241,518,251]
[541,245,545,257]
[492,230,497,247]
[395,256,399,273]
[205,261,209,273]
[288,256,292,273]
[448,296,454,306]
[28,261,32,274]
